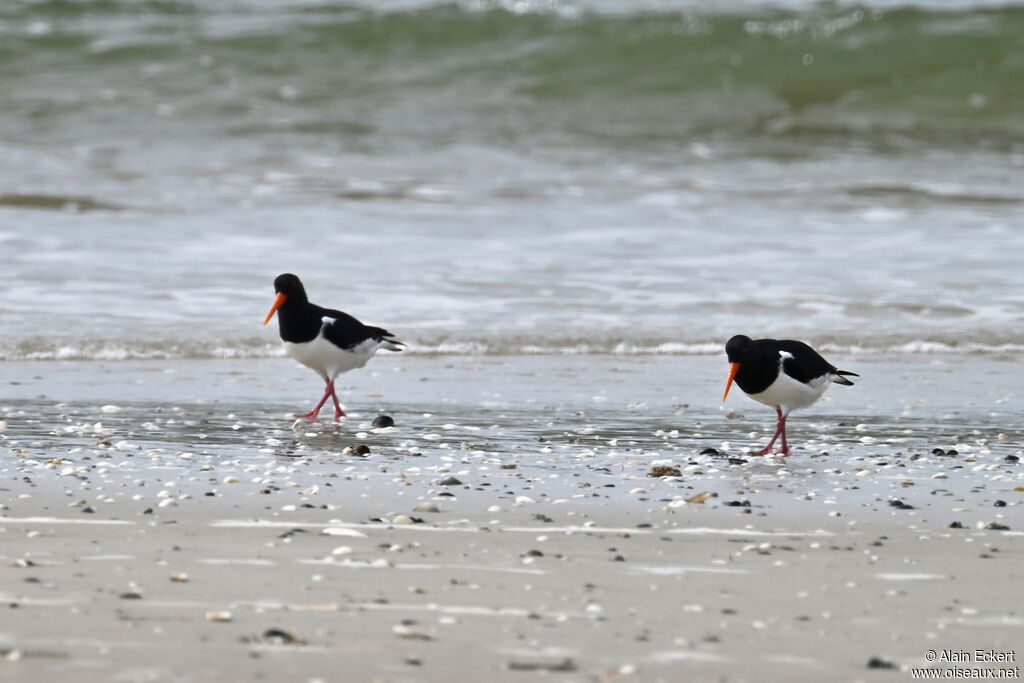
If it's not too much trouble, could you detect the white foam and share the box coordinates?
[1,517,134,526]
[628,565,752,576]
[874,572,946,581]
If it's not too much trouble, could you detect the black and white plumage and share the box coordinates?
[722,335,858,456]
[263,273,404,420]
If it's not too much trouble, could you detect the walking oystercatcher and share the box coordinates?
[722,335,857,456]
[263,273,404,420]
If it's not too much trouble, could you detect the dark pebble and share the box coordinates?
[524,549,543,557]
[647,465,681,477]
[118,592,143,600]
[888,499,914,510]
[533,514,553,523]
[724,500,751,507]
[931,448,946,456]
[946,449,958,456]
[866,657,896,670]
[262,628,300,645]
[438,476,462,486]
[437,491,455,497]
[507,659,577,673]
[728,458,748,465]
[700,448,720,456]
[405,658,422,666]
[371,415,395,428]
[994,500,1007,507]
[985,522,1010,531]
[349,444,371,456]
[81,507,95,514]
[1005,455,1020,463]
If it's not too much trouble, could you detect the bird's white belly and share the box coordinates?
[748,372,831,415]
[284,337,378,381]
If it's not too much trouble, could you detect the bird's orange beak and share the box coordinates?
[263,292,287,326]
[722,362,740,402]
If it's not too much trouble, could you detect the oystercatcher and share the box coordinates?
[722,335,858,456]
[263,273,404,420]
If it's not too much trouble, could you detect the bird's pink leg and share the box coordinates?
[755,407,787,455]
[777,412,791,456]
[327,380,346,420]
[295,382,332,420]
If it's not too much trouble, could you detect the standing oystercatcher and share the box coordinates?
[722,335,857,456]
[263,273,404,420]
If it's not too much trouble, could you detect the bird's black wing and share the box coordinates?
[775,340,839,384]
[320,307,403,350]
[318,308,376,350]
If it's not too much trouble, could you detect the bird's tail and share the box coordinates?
[832,370,858,386]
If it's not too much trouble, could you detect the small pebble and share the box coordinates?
[507,659,577,672]
[371,415,395,428]
[866,656,896,670]
[392,624,432,640]
[262,628,301,645]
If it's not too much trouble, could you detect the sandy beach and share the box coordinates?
[1,355,1021,682]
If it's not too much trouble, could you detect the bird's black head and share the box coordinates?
[273,273,307,303]
[725,334,754,363]
[263,273,309,326]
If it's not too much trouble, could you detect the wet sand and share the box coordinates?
[1,355,1022,681]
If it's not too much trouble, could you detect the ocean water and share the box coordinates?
[1,0,1023,361]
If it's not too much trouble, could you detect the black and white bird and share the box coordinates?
[263,273,404,420]
[722,335,858,456]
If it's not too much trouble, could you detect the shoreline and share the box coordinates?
[1,355,1021,681]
